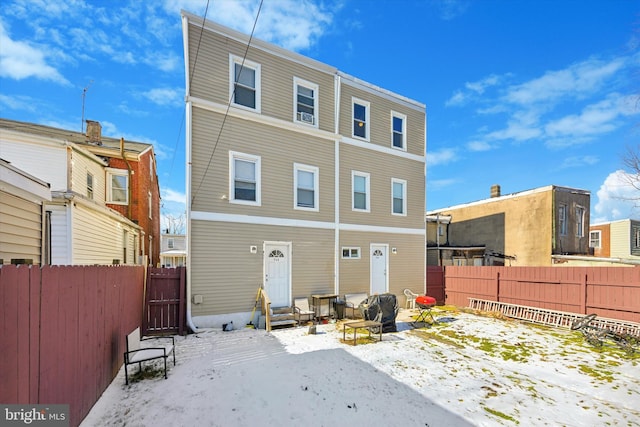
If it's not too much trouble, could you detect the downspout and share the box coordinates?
[182,13,200,334]
[334,72,341,296]
[120,138,133,219]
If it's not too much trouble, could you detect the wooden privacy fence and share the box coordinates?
[443,266,640,323]
[143,267,186,336]
[426,266,445,303]
[0,265,145,427]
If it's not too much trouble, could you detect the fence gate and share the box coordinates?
[143,267,186,336]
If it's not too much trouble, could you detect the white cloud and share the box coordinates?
[0,94,37,112]
[428,178,458,190]
[141,87,183,107]
[505,57,625,106]
[0,20,69,84]
[466,140,494,152]
[426,148,457,166]
[170,0,336,52]
[435,0,470,21]
[593,170,640,222]
[162,188,186,204]
[559,155,599,169]
[446,74,505,107]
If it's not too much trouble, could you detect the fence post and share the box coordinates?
[581,273,587,314]
[495,270,500,302]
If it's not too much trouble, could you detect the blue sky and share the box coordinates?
[1,0,639,228]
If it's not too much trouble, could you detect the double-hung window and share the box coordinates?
[107,168,128,205]
[559,204,567,235]
[352,98,370,141]
[575,206,585,237]
[86,172,94,200]
[589,230,601,248]
[294,78,318,127]
[391,111,406,150]
[230,55,261,112]
[294,163,319,211]
[391,178,407,216]
[352,171,370,212]
[229,151,261,205]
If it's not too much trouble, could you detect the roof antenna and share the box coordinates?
[81,80,93,133]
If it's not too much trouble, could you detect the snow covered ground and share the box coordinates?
[81,307,640,426]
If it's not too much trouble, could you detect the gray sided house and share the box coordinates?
[182,12,427,328]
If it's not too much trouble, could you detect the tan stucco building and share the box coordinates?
[427,185,590,266]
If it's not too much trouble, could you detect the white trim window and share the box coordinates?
[559,204,567,235]
[342,247,361,259]
[391,111,407,150]
[352,98,370,141]
[168,238,175,249]
[230,54,261,112]
[107,168,128,205]
[294,163,319,211]
[391,178,407,216]
[293,77,318,127]
[229,151,261,206]
[575,206,585,237]
[352,171,370,212]
[589,230,601,248]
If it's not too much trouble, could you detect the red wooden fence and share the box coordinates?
[442,266,640,323]
[1,265,145,427]
[426,266,445,303]
[143,267,186,336]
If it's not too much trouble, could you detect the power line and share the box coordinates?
[190,0,264,208]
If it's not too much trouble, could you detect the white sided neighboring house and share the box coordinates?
[0,119,142,265]
[160,233,187,267]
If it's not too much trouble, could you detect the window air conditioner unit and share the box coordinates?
[298,112,314,124]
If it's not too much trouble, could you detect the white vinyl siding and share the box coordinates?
[72,203,139,265]
[294,163,319,211]
[230,54,261,112]
[229,151,261,206]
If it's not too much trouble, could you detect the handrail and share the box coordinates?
[260,288,272,332]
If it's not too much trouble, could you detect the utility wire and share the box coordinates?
[164,0,211,208]
[191,0,264,207]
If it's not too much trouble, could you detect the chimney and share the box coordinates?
[490,184,501,198]
[85,120,102,145]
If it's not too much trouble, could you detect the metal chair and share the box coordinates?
[403,288,419,309]
[293,297,314,324]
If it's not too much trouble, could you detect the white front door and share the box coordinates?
[370,244,388,294]
[264,242,291,307]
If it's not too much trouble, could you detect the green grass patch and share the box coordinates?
[483,406,520,424]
